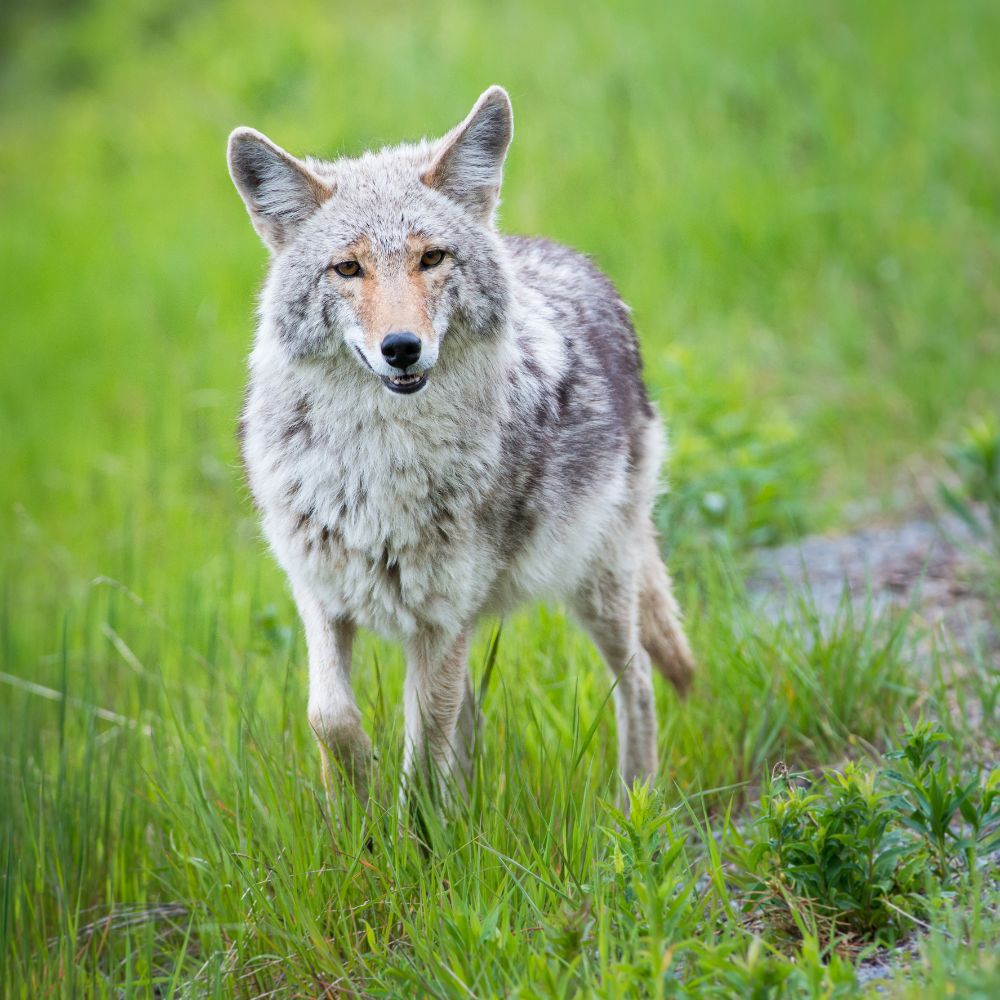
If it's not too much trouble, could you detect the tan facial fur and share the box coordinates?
[331,235,453,357]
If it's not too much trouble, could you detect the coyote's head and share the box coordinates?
[228,87,514,396]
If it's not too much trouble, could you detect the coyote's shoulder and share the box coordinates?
[228,86,695,805]
[502,233,654,445]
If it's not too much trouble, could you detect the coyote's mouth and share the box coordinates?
[353,347,430,395]
[381,372,428,395]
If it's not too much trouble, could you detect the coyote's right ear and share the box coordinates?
[227,128,332,252]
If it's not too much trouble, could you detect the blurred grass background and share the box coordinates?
[2,0,999,570]
[1,0,999,994]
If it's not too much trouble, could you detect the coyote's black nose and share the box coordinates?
[380,332,422,370]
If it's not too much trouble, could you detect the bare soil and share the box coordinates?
[749,510,997,669]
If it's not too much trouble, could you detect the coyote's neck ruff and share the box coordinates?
[229,86,694,805]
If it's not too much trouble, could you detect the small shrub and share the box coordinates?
[884,720,1000,880]
[735,723,1000,949]
[737,762,929,947]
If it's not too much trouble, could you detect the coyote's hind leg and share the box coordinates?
[571,562,658,802]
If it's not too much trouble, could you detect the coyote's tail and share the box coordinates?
[639,538,696,695]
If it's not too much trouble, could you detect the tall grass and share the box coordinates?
[0,558,934,995]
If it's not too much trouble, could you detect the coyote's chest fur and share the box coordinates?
[242,306,635,640]
[243,355,518,637]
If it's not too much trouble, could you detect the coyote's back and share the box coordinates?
[227,86,695,809]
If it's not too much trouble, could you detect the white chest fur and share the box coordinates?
[243,350,506,638]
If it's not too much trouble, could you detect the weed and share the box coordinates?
[737,762,929,947]
[737,723,1000,950]
[884,720,1000,880]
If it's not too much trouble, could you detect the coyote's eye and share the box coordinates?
[420,249,446,269]
[331,260,362,278]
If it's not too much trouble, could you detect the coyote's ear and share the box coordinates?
[421,85,513,224]
[227,128,333,252]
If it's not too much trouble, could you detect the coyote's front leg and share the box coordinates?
[294,586,372,804]
[402,629,474,802]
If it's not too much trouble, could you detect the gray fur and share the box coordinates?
[227,86,695,810]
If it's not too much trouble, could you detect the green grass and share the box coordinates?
[2,0,1000,995]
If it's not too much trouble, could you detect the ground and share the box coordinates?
[751,508,997,678]
[750,509,999,987]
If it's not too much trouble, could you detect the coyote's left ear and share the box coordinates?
[422,85,513,224]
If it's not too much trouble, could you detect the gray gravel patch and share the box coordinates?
[748,511,997,663]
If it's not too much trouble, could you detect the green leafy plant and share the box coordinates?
[600,783,694,995]
[737,761,929,947]
[737,724,1000,950]
[690,934,861,1000]
[884,720,1000,879]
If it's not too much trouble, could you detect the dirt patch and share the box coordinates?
[748,511,997,665]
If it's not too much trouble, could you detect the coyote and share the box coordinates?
[227,86,695,808]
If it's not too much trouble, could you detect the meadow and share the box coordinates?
[1,0,999,995]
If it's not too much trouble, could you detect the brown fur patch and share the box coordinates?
[281,397,313,445]
[332,235,451,354]
[305,171,334,208]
